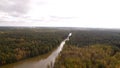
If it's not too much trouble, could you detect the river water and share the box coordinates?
[1,33,72,68]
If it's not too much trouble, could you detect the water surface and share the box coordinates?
[1,33,72,68]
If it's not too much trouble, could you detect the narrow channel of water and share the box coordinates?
[1,33,72,68]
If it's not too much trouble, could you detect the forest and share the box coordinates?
[54,29,120,68]
[0,27,120,68]
[0,27,69,66]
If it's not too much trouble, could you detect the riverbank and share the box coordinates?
[1,33,72,68]
[0,28,68,66]
[0,47,56,68]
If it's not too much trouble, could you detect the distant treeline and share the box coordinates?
[0,27,69,66]
[67,30,120,47]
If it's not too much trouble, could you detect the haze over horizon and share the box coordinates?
[0,0,120,28]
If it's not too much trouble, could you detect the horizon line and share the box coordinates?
[0,26,120,30]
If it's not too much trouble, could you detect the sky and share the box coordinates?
[0,0,120,28]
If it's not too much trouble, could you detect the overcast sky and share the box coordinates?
[0,0,120,28]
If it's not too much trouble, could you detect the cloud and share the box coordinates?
[0,0,120,28]
[0,0,30,17]
[0,0,33,26]
[50,16,77,19]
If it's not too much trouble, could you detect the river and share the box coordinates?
[1,33,72,68]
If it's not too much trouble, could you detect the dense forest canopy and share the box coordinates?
[0,27,70,66]
[0,27,120,68]
[67,29,120,47]
[54,29,120,68]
